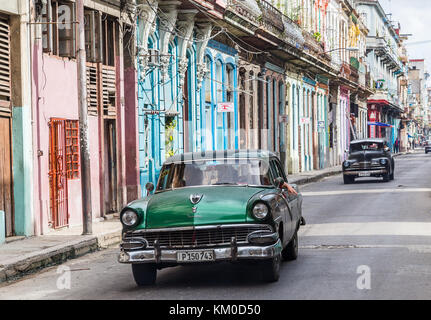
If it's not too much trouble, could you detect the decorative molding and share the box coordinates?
[158,2,180,79]
[176,10,198,89]
[195,23,212,90]
[207,39,237,56]
[137,0,158,78]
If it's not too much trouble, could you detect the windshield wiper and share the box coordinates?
[212,182,239,185]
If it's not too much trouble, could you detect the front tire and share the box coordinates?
[382,173,390,182]
[343,175,354,184]
[261,253,281,282]
[282,231,298,261]
[132,264,157,286]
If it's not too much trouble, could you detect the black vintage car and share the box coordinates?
[343,139,394,184]
[425,140,431,154]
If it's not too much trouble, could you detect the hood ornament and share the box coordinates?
[190,194,203,205]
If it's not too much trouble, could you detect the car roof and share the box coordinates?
[164,149,278,164]
[350,138,386,145]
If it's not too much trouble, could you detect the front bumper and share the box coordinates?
[118,240,282,264]
[343,169,387,176]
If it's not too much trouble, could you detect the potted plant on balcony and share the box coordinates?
[313,32,322,42]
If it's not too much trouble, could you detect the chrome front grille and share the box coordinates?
[351,161,383,169]
[123,224,273,249]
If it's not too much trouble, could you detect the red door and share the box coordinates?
[49,119,69,228]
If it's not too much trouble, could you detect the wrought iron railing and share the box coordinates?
[257,0,285,33]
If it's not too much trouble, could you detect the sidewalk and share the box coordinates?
[0,219,122,283]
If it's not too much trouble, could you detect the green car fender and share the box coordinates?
[121,197,152,230]
[246,188,281,230]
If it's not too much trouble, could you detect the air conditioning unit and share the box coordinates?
[148,49,160,66]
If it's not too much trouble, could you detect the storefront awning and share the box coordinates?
[368,122,393,127]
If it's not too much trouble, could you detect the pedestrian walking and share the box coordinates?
[394,138,399,153]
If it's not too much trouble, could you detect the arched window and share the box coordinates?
[226,64,235,149]
[204,55,212,104]
[203,55,213,151]
[215,60,223,150]
[257,73,263,148]
[249,71,255,133]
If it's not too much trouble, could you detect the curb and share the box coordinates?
[0,229,122,284]
[290,168,342,186]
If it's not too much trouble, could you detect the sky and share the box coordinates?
[379,0,431,75]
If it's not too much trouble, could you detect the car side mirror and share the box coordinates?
[145,182,154,195]
[274,177,285,189]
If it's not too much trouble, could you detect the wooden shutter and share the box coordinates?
[102,65,116,117]
[86,63,98,115]
[0,15,11,116]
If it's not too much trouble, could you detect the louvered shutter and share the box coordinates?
[0,15,11,116]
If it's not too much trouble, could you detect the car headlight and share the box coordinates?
[252,202,269,220]
[379,159,388,165]
[121,209,139,227]
[343,161,350,168]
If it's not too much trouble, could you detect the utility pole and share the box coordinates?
[77,0,92,235]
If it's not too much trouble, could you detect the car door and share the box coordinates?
[269,158,295,242]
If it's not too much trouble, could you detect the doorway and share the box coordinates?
[104,119,118,214]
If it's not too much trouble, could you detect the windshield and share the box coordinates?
[156,159,272,191]
[350,142,384,152]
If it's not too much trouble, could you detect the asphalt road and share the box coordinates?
[1,152,431,300]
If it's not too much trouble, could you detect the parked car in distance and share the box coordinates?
[118,150,304,285]
[425,140,431,154]
[343,139,394,184]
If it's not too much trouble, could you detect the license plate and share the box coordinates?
[358,172,371,177]
[177,250,215,262]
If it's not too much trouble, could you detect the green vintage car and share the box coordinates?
[118,150,304,285]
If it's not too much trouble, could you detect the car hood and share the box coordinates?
[349,150,386,162]
[144,186,265,229]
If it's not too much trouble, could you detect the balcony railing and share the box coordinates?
[257,0,284,33]
[302,30,324,56]
[225,0,262,29]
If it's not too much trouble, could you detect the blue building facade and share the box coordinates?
[136,16,239,196]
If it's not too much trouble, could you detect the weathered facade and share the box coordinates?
[0,0,33,241]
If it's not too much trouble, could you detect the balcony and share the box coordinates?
[225,0,261,33]
[366,36,402,73]
[302,30,325,58]
[369,88,403,112]
[339,62,351,79]
[282,12,304,48]
[257,0,284,36]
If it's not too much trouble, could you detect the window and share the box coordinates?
[270,159,287,183]
[204,56,212,103]
[155,159,272,190]
[65,120,80,179]
[42,0,76,57]
[84,10,117,66]
[226,64,235,149]
[84,9,102,62]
